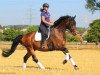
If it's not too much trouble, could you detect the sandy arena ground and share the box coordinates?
[0,42,100,75]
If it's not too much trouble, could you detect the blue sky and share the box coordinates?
[0,0,99,28]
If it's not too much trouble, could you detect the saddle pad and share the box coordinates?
[35,32,41,41]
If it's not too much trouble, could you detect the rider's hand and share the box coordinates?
[49,22,54,25]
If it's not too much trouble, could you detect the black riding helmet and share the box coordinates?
[43,3,49,8]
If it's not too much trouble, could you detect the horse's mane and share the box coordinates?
[51,15,71,28]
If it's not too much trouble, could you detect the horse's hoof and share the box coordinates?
[41,67,45,70]
[74,65,79,70]
[63,60,67,64]
[22,63,26,70]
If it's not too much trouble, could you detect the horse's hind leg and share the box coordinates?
[28,47,45,69]
[62,48,79,70]
[23,52,31,69]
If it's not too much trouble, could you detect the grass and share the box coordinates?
[0,42,100,75]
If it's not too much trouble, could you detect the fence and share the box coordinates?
[66,42,100,50]
[0,42,100,50]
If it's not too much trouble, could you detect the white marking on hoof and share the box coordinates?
[22,63,26,70]
[37,62,45,69]
[65,53,70,61]
[70,58,76,66]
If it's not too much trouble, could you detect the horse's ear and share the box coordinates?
[73,15,76,19]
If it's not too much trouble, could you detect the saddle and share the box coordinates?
[34,31,50,41]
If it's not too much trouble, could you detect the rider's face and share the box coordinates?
[43,6,49,12]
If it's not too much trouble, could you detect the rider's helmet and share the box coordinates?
[43,3,49,8]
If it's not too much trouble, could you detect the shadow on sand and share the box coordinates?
[14,66,64,70]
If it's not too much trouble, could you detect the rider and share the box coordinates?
[39,3,53,48]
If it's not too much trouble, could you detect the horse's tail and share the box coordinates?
[2,35,23,57]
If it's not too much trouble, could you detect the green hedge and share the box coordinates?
[3,29,24,41]
[66,36,80,42]
[27,26,38,32]
[0,26,80,42]
[0,26,39,41]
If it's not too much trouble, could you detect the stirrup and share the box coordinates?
[41,46,45,48]
[40,44,45,48]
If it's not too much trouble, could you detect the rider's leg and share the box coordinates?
[40,26,48,48]
[41,34,46,48]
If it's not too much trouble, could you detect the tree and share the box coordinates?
[84,19,100,44]
[85,0,100,13]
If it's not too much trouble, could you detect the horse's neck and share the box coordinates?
[55,22,67,32]
[51,23,66,35]
[50,28,66,39]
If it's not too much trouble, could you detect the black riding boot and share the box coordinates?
[40,35,46,48]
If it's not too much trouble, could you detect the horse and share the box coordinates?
[2,15,79,70]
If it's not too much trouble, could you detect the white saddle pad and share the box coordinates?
[35,32,42,41]
[34,31,50,41]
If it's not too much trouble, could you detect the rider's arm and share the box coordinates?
[41,16,50,25]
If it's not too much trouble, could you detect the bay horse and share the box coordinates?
[2,15,79,70]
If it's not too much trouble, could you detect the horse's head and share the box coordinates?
[52,15,77,35]
[66,15,77,35]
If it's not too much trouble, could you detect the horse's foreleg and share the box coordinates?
[23,52,31,69]
[62,48,79,70]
